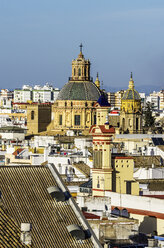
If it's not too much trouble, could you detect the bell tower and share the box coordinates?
[71,44,91,81]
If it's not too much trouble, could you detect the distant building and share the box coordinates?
[160,90,164,110]
[107,90,125,109]
[139,92,146,108]
[0,89,13,109]
[146,90,164,110]
[14,83,60,103]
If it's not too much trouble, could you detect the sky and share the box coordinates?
[0,0,164,93]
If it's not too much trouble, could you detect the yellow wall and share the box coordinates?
[96,107,109,126]
[29,147,44,154]
[49,100,96,133]
[27,104,51,134]
[93,141,112,169]
[92,169,113,196]
[121,99,141,113]
[130,213,164,235]
[113,158,139,195]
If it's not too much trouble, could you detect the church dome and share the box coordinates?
[121,73,141,114]
[122,73,140,101]
[122,88,140,100]
[57,81,101,101]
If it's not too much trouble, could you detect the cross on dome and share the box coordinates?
[79,43,83,53]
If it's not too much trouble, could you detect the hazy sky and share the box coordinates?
[0,0,164,92]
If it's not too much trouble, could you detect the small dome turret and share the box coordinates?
[122,73,140,101]
[121,73,141,113]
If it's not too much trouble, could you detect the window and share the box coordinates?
[136,118,139,131]
[78,68,81,76]
[74,68,76,76]
[51,92,53,101]
[126,181,131,194]
[94,114,96,124]
[97,176,100,188]
[93,150,102,169]
[59,115,62,125]
[74,115,80,126]
[31,111,34,120]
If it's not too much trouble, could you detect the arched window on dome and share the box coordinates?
[78,68,81,76]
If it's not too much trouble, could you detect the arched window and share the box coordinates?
[78,68,81,76]
[74,68,76,76]
[31,111,34,120]
[84,67,86,77]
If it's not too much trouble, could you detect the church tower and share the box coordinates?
[120,73,142,134]
[71,44,91,81]
[90,124,115,196]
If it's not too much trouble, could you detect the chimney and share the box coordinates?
[20,223,32,245]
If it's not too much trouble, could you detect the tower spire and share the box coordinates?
[79,43,83,53]
[95,72,100,88]
[129,72,134,89]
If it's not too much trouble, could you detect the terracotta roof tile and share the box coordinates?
[12,148,24,156]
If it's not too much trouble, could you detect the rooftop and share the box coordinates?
[133,156,162,168]
[73,162,90,178]
[0,165,98,247]
[0,126,26,132]
[0,206,30,248]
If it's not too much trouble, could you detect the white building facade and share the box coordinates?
[14,83,60,103]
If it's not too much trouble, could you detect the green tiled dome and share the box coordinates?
[57,81,101,101]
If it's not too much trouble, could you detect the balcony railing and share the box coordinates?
[69,77,93,81]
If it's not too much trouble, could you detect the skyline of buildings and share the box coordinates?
[1,1,164,246]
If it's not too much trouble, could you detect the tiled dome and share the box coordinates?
[57,81,101,101]
[122,88,140,100]
[122,73,141,101]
